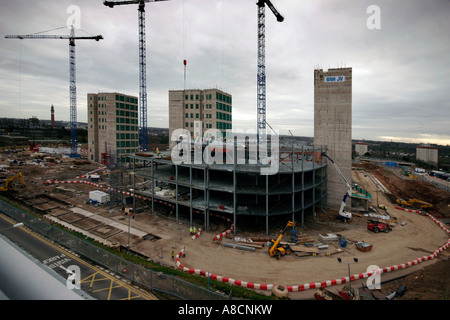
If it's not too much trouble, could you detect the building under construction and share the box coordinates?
[126,140,328,235]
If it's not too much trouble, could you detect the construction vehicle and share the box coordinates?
[321,153,353,221]
[367,219,391,233]
[396,198,432,209]
[268,221,296,259]
[0,172,25,192]
[29,142,39,152]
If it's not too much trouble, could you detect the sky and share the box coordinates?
[0,0,449,146]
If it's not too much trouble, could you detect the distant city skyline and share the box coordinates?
[1,0,449,146]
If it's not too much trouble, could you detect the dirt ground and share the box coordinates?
[1,149,449,300]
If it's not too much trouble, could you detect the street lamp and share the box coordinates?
[337,257,358,298]
[0,222,24,233]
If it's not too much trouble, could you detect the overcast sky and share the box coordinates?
[0,0,449,145]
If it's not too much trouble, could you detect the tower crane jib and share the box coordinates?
[5,27,103,156]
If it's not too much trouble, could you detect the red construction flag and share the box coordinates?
[184,60,187,66]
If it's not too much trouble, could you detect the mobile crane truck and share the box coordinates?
[321,153,353,222]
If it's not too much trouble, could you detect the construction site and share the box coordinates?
[0,143,449,300]
[1,0,449,301]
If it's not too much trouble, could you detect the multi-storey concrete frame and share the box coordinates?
[128,142,328,235]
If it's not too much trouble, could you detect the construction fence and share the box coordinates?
[0,198,227,300]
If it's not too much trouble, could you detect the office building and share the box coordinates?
[169,89,232,144]
[87,92,139,163]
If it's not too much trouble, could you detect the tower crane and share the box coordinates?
[256,0,284,145]
[5,26,103,157]
[104,0,169,152]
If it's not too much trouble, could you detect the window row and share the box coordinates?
[116,140,139,148]
[116,125,139,132]
[217,102,232,112]
[116,110,138,118]
[216,92,232,104]
[116,133,138,140]
[216,112,232,121]
[217,121,232,130]
[185,122,214,129]
[184,103,231,112]
[116,95,138,104]
[116,117,138,125]
[116,102,138,111]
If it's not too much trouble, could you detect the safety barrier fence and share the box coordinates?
[175,210,450,293]
[0,198,227,300]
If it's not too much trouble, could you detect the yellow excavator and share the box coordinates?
[268,221,296,259]
[0,172,25,192]
[396,198,432,209]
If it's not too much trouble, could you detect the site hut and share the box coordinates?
[126,137,328,235]
[87,93,140,164]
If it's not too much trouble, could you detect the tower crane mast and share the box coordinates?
[256,0,284,145]
[104,0,169,152]
[5,26,103,157]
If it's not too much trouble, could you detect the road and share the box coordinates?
[0,213,157,300]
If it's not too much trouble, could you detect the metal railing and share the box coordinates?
[0,198,227,300]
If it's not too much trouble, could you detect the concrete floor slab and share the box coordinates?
[90,225,122,239]
[46,208,73,217]
[58,212,86,223]
[72,217,104,231]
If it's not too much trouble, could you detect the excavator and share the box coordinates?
[396,198,433,209]
[268,221,296,259]
[0,172,25,192]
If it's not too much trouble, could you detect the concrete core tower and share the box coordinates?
[314,67,352,209]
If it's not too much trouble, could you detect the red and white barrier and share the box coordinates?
[45,178,449,292]
[210,213,234,241]
[175,211,450,292]
[191,229,202,240]
[395,206,422,214]
[175,248,274,291]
